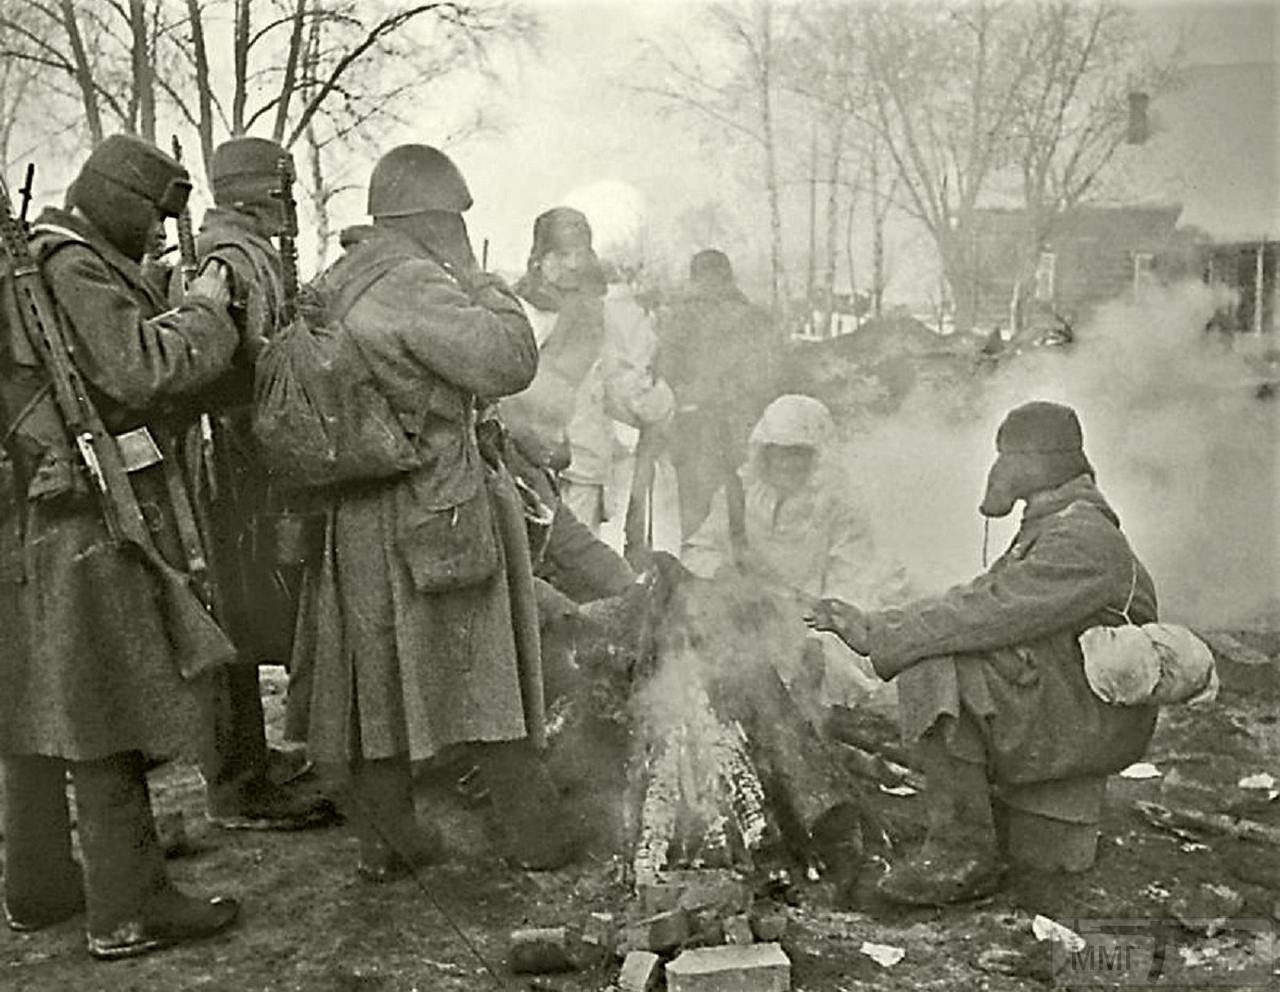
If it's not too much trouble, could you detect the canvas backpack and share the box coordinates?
[252,254,420,491]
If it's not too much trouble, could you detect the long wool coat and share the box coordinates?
[865,475,1158,784]
[189,208,297,663]
[0,207,239,760]
[284,225,541,764]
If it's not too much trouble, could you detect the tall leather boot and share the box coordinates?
[877,718,1004,906]
[2,755,84,931]
[346,755,445,882]
[72,751,239,960]
[479,739,581,871]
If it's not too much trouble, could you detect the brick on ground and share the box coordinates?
[508,926,575,974]
[723,914,754,945]
[619,907,691,955]
[640,868,751,915]
[665,942,791,992]
[618,950,661,992]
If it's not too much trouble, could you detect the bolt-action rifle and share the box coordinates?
[0,168,236,679]
[274,153,298,325]
[16,163,33,230]
[170,137,198,290]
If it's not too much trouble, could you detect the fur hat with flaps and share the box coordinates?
[980,401,1094,517]
[211,136,290,209]
[68,134,191,261]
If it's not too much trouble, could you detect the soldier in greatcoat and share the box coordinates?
[0,134,242,958]
[284,145,579,877]
[189,136,333,831]
[807,402,1158,905]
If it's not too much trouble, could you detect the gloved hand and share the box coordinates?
[189,259,231,309]
[462,271,523,314]
[804,597,870,655]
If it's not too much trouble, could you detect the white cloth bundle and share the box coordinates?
[1079,622,1218,707]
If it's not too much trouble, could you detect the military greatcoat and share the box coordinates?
[0,206,238,760]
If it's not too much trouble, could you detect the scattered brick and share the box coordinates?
[639,868,750,915]
[723,914,754,945]
[508,926,575,974]
[665,942,791,992]
[749,907,788,942]
[619,907,692,955]
[618,950,662,992]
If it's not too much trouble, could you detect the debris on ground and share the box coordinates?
[664,942,791,992]
[1119,761,1162,779]
[1030,914,1085,952]
[1166,881,1245,936]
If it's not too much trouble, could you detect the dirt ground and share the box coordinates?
[4,629,1279,992]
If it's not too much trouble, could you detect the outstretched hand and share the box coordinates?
[803,597,870,655]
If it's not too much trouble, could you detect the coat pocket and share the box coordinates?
[397,485,500,593]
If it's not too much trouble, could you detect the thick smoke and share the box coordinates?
[844,282,1279,629]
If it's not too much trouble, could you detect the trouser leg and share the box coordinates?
[877,710,1003,906]
[72,750,239,958]
[2,754,83,929]
[201,664,334,830]
[200,664,268,811]
[345,754,443,881]
[479,738,580,871]
[70,751,167,940]
[916,716,997,853]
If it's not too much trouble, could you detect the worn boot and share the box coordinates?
[202,666,336,831]
[72,752,239,960]
[347,755,445,882]
[877,724,1004,906]
[2,755,85,931]
[480,739,581,871]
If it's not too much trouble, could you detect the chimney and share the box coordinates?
[1127,92,1150,144]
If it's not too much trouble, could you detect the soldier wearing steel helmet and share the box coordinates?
[284,144,581,876]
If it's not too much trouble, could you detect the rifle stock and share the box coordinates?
[0,169,234,680]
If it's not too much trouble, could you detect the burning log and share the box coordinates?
[626,574,867,883]
[544,559,873,891]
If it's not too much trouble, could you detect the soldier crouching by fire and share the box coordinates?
[0,135,244,958]
[807,402,1158,905]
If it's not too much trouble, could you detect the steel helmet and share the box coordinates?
[367,144,473,217]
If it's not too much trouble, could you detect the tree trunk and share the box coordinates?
[58,0,103,145]
[298,11,330,272]
[232,0,250,134]
[757,1,789,332]
[821,119,843,337]
[941,226,980,333]
[128,0,155,141]
[870,147,884,317]
[805,124,817,327]
[273,0,310,144]
[185,0,215,179]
